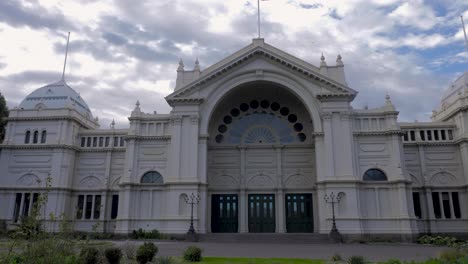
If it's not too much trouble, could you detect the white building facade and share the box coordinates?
[1,39,467,241]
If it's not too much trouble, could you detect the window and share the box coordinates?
[113,137,118,147]
[111,195,119,219]
[76,195,84,219]
[99,137,103,147]
[141,171,163,184]
[81,137,86,147]
[92,137,97,147]
[419,130,425,141]
[40,131,47,143]
[105,137,110,147]
[363,169,387,181]
[413,192,422,219]
[86,137,91,147]
[119,137,125,147]
[12,192,40,222]
[76,194,102,220]
[403,131,409,141]
[410,131,415,141]
[431,191,461,219]
[25,131,31,144]
[33,131,39,144]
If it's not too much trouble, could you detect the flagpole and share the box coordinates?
[257,0,261,38]
[62,32,70,81]
[461,15,468,49]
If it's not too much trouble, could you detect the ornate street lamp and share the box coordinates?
[185,192,200,239]
[324,192,343,243]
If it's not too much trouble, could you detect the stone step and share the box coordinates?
[198,233,330,244]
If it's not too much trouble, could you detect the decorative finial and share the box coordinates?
[136,100,140,107]
[385,93,391,102]
[110,119,115,129]
[320,53,327,67]
[364,104,368,110]
[194,58,200,71]
[336,54,343,66]
[177,59,184,71]
[61,32,71,81]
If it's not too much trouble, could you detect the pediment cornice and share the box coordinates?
[166,41,357,102]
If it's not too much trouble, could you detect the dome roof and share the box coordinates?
[19,79,93,118]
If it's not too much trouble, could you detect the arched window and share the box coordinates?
[25,131,31,144]
[40,131,47,144]
[363,169,387,181]
[141,171,163,184]
[33,131,39,144]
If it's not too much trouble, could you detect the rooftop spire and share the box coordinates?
[320,53,327,67]
[194,58,200,72]
[61,32,70,81]
[336,54,343,66]
[177,58,184,71]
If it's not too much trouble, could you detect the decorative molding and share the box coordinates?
[166,98,204,107]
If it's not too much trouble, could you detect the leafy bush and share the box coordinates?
[417,235,463,248]
[183,246,203,262]
[136,242,158,264]
[132,228,165,239]
[20,237,76,264]
[122,241,137,260]
[79,247,100,264]
[331,253,343,261]
[104,247,123,264]
[381,259,401,264]
[348,255,367,264]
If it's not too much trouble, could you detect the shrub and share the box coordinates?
[438,249,466,262]
[122,241,137,260]
[348,255,366,264]
[381,259,401,264]
[183,246,202,262]
[79,247,100,264]
[417,235,463,248]
[136,242,158,264]
[330,253,343,261]
[20,238,76,264]
[132,228,164,239]
[104,247,123,264]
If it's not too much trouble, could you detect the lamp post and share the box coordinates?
[185,192,200,240]
[324,192,342,243]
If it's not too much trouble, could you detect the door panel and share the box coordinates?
[286,193,313,233]
[248,194,275,233]
[211,194,238,233]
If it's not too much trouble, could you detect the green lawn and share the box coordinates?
[193,257,324,264]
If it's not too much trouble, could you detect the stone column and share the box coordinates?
[239,189,247,233]
[276,189,285,233]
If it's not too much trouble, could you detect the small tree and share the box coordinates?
[0,92,8,142]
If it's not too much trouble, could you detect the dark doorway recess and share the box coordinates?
[286,193,313,233]
[248,194,275,233]
[211,194,238,233]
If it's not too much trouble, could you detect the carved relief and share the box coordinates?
[247,173,275,188]
[79,176,103,189]
[284,173,314,188]
[359,143,386,152]
[17,174,41,187]
[209,174,239,188]
[429,171,457,186]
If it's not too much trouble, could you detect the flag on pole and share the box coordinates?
[257,0,270,38]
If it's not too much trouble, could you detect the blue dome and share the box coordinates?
[19,79,93,118]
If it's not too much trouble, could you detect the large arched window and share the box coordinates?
[24,131,31,144]
[363,169,387,181]
[40,131,47,144]
[141,171,163,184]
[33,131,39,144]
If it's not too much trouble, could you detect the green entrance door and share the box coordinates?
[286,193,313,233]
[211,194,238,233]
[248,194,275,233]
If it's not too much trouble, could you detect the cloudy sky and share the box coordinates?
[0,0,467,128]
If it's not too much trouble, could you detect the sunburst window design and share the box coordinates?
[243,126,277,144]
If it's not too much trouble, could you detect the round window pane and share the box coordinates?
[218,124,227,133]
[240,103,249,112]
[250,100,259,109]
[297,133,306,142]
[280,107,290,116]
[231,108,240,117]
[294,123,303,132]
[363,169,387,181]
[271,102,280,111]
[223,116,232,124]
[215,134,224,143]
[288,114,298,123]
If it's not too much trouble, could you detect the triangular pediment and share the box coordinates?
[166,39,357,105]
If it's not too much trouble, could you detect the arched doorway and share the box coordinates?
[207,81,317,233]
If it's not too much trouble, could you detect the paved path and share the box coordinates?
[111,240,448,262]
